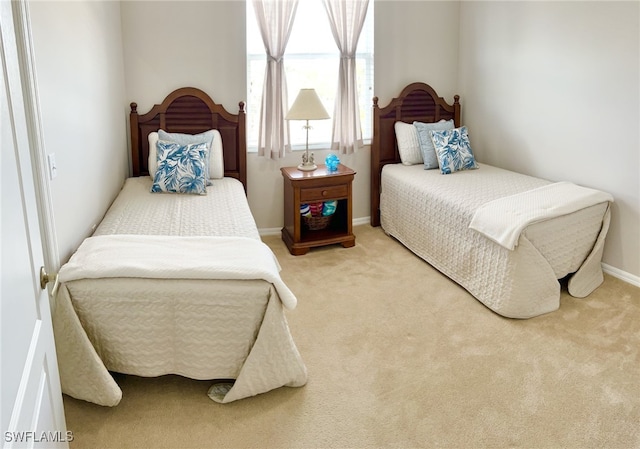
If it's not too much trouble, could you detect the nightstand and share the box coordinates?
[281,164,356,255]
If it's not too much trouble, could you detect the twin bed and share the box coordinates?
[53,88,307,406]
[370,82,612,319]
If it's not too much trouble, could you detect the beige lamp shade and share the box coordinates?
[285,89,330,121]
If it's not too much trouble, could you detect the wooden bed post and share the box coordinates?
[238,101,247,193]
[130,102,140,177]
[370,96,382,227]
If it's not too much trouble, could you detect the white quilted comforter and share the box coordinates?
[94,177,260,238]
[381,164,612,318]
[52,177,307,405]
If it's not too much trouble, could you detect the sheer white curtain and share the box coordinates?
[252,0,298,159]
[322,0,369,154]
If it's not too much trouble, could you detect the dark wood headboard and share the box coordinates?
[129,87,247,192]
[370,82,461,226]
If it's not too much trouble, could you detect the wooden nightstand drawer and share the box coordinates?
[300,185,348,202]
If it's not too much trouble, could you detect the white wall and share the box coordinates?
[120,0,461,231]
[458,1,639,280]
[121,1,246,115]
[29,1,128,265]
[374,1,460,106]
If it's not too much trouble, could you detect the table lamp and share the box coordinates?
[285,88,330,171]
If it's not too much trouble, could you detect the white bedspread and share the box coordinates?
[53,235,306,405]
[469,182,614,250]
[59,235,297,310]
[52,177,307,406]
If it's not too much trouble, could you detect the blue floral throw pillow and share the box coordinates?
[158,129,215,186]
[151,141,208,194]
[429,126,478,174]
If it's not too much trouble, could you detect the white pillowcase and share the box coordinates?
[394,121,422,165]
[147,129,224,180]
[148,131,160,178]
[208,130,224,179]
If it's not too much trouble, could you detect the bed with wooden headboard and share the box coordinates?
[370,82,613,318]
[52,87,307,407]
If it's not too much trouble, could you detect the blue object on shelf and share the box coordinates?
[322,200,337,216]
[325,153,340,172]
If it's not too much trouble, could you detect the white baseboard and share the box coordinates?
[259,227,281,237]
[353,216,371,226]
[259,217,372,237]
[602,263,640,288]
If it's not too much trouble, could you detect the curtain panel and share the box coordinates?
[323,0,369,154]
[252,0,299,159]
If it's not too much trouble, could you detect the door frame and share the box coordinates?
[2,0,68,445]
[10,0,60,279]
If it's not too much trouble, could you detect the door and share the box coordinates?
[1,1,68,447]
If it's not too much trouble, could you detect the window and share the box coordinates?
[246,0,374,151]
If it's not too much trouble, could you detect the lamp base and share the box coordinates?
[297,162,317,171]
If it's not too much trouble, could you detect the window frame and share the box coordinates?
[246,0,374,152]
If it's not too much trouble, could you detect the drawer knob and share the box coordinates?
[322,190,328,196]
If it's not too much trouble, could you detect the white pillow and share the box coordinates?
[208,130,224,179]
[394,121,422,165]
[148,129,224,180]
[148,131,159,178]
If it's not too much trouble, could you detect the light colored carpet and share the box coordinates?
[63,224,640,449]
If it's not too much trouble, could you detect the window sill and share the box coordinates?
[247,138,371,154]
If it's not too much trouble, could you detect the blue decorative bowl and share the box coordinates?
[325,154,340,172]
